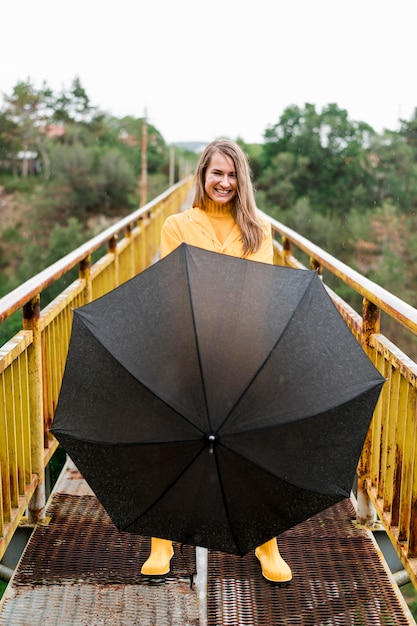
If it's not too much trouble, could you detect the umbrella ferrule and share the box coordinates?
[205,432,218,453]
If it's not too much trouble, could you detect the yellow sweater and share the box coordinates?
[160,198,273,263]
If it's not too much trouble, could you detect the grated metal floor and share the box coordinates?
[0,460,414,625]
[207,504,415,625]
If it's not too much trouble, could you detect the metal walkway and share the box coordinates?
[0,460,415,625]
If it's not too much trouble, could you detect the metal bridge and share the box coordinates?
[0,178,416,624]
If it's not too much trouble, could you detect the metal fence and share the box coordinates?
[271,219,417,590]
[0,179,416,592]
[0,177,193,560]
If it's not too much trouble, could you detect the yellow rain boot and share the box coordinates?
[255,537,292,583]
[141,537,174,576]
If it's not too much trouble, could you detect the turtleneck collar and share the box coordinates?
[202,197,234,218]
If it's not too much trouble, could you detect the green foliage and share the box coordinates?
[369,131,417,213]
[46,143,136,217]
[48,446,67,489]
[47,217,87,265]
[401,582,417,619]
[2,227,25,244]
[259,102,417,222]
[49,143,99,214]
[0,174,37,194]
[16,217,87,285]
[114,115,167,176]
[0,77,172,208]
[0,217,89,348]
[1,79,53,179]
[52,76,94,125]
[400,107,417,161]
[0,77,185,354]
[0,310,23,348]
[362,202,416,306]
[257,152,309,210]
[268,196,352,257]
[146,172,174,201]
[0,579,7,599]
[260,103,377,215]
[96,148,136,210]
[255,103,417,352]
[0,111,19,160]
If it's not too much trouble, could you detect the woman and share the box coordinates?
[140,139,292,584]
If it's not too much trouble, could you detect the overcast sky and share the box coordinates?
[2,0,416,145]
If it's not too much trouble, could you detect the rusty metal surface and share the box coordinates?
[12,493,196,586]
[0,489,198,625]
[0,583,199,626]
[0,461,414,625]
[207,499,414,625]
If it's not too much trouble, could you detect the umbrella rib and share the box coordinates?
[185,252,211,433]
[77,314,206,438]
[122,443,206,532]
[216,274,317,433]
[213,446,244,554]
[220,377,384,436]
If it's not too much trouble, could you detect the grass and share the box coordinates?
[401,582,417,619]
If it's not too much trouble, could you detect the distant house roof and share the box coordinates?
[45,124,66,137]
[17,151,38,160]
[118,130,139,146]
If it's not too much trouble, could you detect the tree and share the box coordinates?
[369,131,417,213]
[256,152,309,211]
[96,148,136,211]
[2,79,54,178]
[116,115,167,176]
[400,107,417,161]
[52,77,95,128]
[47,143,105,216]
[0,111,19,166]
[260,103,376,215]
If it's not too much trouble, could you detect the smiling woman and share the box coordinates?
[145,139,293,584]
[160,139,273,262]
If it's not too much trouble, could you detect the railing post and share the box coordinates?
[23,294,46,523]
[310,257,322,276]
[356,297,380,526]
[138,216,147,273]
[126,224,135,279]
[362,298,381,345]
[109,235,119,288]
[282,236,291,266]
[79,255,92,305]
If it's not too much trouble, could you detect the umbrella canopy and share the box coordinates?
[51,243,384,556]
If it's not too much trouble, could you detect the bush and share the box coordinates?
[48,144,136,216]
[96,149,136,212]
[49,144,101,215]
[2,227,25,243]
[0,175,37,194]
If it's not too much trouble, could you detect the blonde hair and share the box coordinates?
[193,139,264,255]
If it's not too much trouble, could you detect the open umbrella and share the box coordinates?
[51,243,384,556]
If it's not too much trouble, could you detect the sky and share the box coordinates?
[1,0,416,145]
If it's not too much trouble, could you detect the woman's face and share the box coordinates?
[204,151,238,204]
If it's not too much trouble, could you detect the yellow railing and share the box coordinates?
[0,182,416,594]
[0,177,193,560]
[271,218,417,590]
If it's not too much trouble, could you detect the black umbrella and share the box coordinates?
[51,243,384,556]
